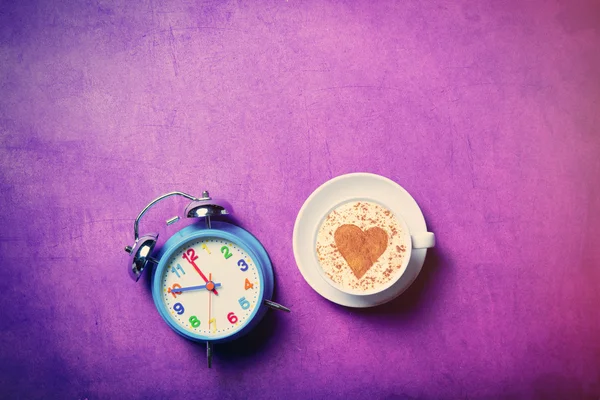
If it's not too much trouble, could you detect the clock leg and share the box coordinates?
[264,299,291,312]
[207,341,213,368]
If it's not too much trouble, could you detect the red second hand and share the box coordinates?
[208,273,212,328]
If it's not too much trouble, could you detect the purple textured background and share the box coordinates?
[1,0,599,399]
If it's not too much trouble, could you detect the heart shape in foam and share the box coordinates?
[334,224,388,279]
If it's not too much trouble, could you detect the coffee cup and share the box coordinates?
[315,199,435,296]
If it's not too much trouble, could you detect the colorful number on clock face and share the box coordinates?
[160,237,261,338]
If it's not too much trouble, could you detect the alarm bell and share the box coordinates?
[125,233,158,282]
[185,195,230,219]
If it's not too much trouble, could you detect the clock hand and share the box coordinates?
[171,283,222,293]
[207,274,213,369]
[208,273,212,321]
[188,260,219,295]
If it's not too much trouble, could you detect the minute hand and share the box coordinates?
[172,283,222,293]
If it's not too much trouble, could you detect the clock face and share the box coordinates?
[157,236,263,340]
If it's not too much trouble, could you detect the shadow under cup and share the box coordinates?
[314,200,435,296]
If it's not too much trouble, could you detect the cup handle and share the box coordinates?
[411,232,435,249]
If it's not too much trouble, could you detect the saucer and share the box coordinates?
[293,173,433,307]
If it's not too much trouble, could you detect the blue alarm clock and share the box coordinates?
[125,191,289,367]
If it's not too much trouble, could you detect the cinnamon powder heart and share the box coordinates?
[334,224,388,279]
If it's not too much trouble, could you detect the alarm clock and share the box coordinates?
[125,191,290,367]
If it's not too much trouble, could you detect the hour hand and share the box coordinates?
[171,283,222,293]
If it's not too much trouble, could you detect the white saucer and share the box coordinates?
[293,173,432,308]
